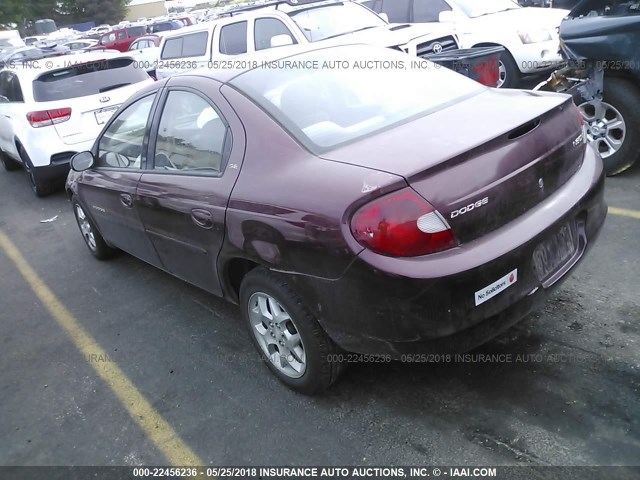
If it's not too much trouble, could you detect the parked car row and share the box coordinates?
[155,0,505,87]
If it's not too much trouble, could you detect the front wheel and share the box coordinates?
[72,197,115,260]
[579,77,640,176]
[239,268,345,394]
[496,51,520,89]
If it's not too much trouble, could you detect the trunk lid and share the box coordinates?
[322,89,586,243]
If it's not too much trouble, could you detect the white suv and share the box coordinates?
[156,0,458,79]
[0,52,154,196]
[361,0,569,88]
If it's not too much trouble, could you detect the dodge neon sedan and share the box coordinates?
[66,44,607,394]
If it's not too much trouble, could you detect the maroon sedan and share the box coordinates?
[66,44,607,394]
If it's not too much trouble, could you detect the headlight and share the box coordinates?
[518,29,552,44]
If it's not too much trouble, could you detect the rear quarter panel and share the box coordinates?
[219,84,407,282]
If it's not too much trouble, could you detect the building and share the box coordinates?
[126,0,167,21]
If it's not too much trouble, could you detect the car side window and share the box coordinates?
[118,31,127,40]
[362,0,380,10]
[381,0,410,22]
[0,72,8,101]
[2,73,24,102]
[219,21,248,55]
[161,32,208,59]
[413,0,451,22]
[154,90,228,174]
[97,94,156,169]
[254,18,297,51]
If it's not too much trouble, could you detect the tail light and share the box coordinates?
[472,56,499,87]
[26,108,72,128]
[350,188,458,257]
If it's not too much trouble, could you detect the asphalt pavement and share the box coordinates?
[0,158,638,470]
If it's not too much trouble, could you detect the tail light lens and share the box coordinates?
[26,108,72,128]
[472,55,499,87]
[350,188,458,257]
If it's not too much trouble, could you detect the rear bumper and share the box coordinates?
[33,152,75,184]
[296,146,606,357]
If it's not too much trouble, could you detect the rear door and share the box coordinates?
[135,76,246,295]
[78,91,163,267]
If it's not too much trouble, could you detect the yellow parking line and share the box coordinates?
[609,207,640,220]
[0,231,203,467]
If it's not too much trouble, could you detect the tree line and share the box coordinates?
[0,0,129,32]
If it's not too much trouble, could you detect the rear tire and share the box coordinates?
[497,51,520,89]
[72,196,115,260]
[19,145,52,197]
[0,150,20,171]
[240,267,345,394]
[579,77,640,176]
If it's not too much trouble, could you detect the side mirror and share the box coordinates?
[270,34,294,48]
[439,11,456,23]
[378,12,389,23]
[70,151,95,172]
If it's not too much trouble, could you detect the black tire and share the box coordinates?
[71,196,116,260]
[239,267,345,394]
[0,150,20,171]
[497,51,520,89]
[592,77,640,176]
[19,145,52,197]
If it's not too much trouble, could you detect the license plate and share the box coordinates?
[94,106,119,125]
[532,221,577,281]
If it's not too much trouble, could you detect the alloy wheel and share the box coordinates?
[579,100,626,159]
[75,204,97,251]
[248,292,306,378]
[496,60,507,88]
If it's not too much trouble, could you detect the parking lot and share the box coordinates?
[0,158,638,468]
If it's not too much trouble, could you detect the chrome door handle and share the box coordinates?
[191,209,213,229]
[120,193,133,208]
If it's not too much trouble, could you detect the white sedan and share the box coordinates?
[362,0,569,87]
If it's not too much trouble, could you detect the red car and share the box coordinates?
[98,26,147,52]
[66,44,606,394]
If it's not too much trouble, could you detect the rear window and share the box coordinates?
[230,46,484,153]
[160,31,208,59]
[127,26,147,37]
[32,58,149,102]
[219,22,247,55]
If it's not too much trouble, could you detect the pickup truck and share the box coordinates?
[156,0,502,86]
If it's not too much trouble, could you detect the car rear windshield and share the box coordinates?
[32,57,148,102]
[127,26,147,37]
[230,46,485,153]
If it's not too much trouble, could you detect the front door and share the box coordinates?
[135,80,246,295]
[77,92,162,267]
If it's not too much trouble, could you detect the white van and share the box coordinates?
[156,0,458,79]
